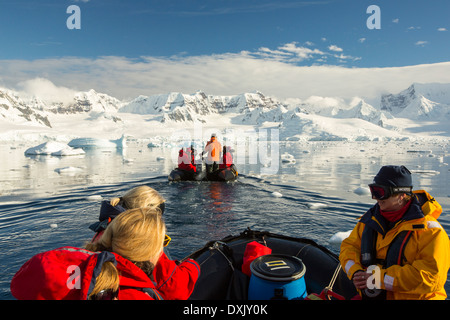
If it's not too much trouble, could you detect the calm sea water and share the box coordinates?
[1,140,449,299]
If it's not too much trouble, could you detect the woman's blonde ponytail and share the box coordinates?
[110,197,121,207]
[88,261,120,299]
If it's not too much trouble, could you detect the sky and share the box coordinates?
[0,0,450,102]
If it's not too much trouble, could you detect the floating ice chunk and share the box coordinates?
[54,166,83,175]
[410,169,440,175]
[407,150,432,154]
[50,223,58,228]
[307,202,328,210]
[147,142,162,148]
[86,195,103,201]
[281,152,296,163]
[329,230,352,245]
[354,186,371,196]
[272,192,283,198]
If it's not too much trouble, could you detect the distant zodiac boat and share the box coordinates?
[168,164,238,182]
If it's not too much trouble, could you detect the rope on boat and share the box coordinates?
[210,241,235,271]
[326,263,342,292]
[305,263,346,300]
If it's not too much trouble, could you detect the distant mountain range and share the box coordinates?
[1,82,449,140]
[119,91,284,123]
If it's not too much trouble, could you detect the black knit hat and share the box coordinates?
[373,165,412,188]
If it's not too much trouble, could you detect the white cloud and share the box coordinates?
[248,42,327,64]
[415,41,428,47]
[16,78,77,104]
[392,18,399,23]
[1,54,450,102]
[358,38,366,43]
[328,45,343,52]
[438,27,447,32]
[333,53,361,62]
[277,42,325,60]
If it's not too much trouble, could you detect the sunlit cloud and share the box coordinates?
[16,78,77,104]
[328,45,343,52]
[1,50,450,102]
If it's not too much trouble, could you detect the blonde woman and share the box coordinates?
[85,207,166,299]
[88,185,201,300]
[90,185,166,242]
[11,207,200,300]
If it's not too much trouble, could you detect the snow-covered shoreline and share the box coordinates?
[1,82,450,146]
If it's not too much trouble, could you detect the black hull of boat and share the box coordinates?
[168,168,205,182]
[184,229,357,300]
[168,165,237,182]
[205,165,237,182]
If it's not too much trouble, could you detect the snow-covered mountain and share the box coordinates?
[119,91,283,123]
[0,88,52,127]
[34,89,123,115]
[381,83,450,119]
[1,82,450,142]
[0,87,124,129]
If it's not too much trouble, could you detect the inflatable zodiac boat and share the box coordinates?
[168,164,238,182]
[184,229,357,300]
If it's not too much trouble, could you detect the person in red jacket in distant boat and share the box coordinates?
[219,146,233,169]
[178,147,196,172]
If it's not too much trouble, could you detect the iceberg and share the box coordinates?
[68,135,126,149]
[24,141,85,156]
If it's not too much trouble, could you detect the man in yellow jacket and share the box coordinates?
[340,165,450,300]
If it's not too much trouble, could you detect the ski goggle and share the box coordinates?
[368,184,412,200]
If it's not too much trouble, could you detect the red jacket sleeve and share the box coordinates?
[153,252,200,300]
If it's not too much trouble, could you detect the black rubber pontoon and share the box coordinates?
[205,164,238,182]
[184,229,357,300]
[168,164,237,182]
[168,168,206,182]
